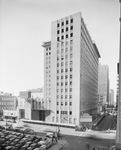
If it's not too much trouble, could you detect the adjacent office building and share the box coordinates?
[18,88,46,121]
[42,12,100,125]
[0,92,17,119]
[109,89,114,106]
[98,64,110,105]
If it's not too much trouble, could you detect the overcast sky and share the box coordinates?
[0,0,119,99]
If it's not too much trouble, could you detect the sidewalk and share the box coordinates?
[48,139,68,150]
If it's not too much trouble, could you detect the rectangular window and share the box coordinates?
[70,95,72,98]
[61,62,64,66]
[70,54,73,59]
[70,18,73,23]
[61,102,63,105]
[57,111,59,114]
[57,102,59,105]
[65,88,67,92]
[70,102,72,105]
[66,34,68,38]
[70,88,72,92]
[70,61,73,65]
[66,48,68,52]
[70,111,72,115]
[57,43,59,47]
[70,68,72,72]
[66,20,68,24]
[57,37,60,41]
[65,102,67,105]
[61,29,64,33]
[61,42,64,46]
[70,47,73,52]
[57,30,60,34]
[70,26,73,30]
[66,27,68,31]
[57,23,60,27]
[70,40,73,44]
[61,76,63,79]
[61,22,64,26]
[61,36,64,40]
[70,33,73,37]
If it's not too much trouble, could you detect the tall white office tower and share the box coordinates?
[42,12,100,126]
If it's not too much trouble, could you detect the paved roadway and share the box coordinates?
[0,120,117,150]
[62,135,115,150]
[96,114,116,131]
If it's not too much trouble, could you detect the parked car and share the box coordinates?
[22,128,35,135]
[27,143,41,150]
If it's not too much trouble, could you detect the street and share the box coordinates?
[0,120,117,150]
[62,135,115,150]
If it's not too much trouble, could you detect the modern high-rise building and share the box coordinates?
[98,64,110,105]
[109,89,114,106]
[42,12,100,125]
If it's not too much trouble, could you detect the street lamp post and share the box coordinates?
[116,0,121,149]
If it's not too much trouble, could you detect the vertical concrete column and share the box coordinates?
[116,0,121,149]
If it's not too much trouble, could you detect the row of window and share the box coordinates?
[57,110,72,115]
[57,68,73,73]
[57,61,73,67]
[57,54,73,61]
[57,40,73,47]
[57,48,73,55]
[46,52,51,55]
[57,18,73,27]
[57,102,72,105]
[46,47,51,51]
[57,95,72,99]
[57,33,73,41]
[57,88,72,92]
[57,81,72,86]
[57,26,73,34]
[57,74,72,79]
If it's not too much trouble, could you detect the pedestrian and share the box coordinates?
[57,128,60,140]
[54,132,58,143]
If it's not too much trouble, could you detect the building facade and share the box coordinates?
[109,89,114,106]
[98,64,110,105]
[17,88,47,121]
[43,12,100,125]
[0,93,17,118]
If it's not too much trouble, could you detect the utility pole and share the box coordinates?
[116,0,121,149]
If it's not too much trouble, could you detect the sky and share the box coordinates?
[0,0,120,99]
